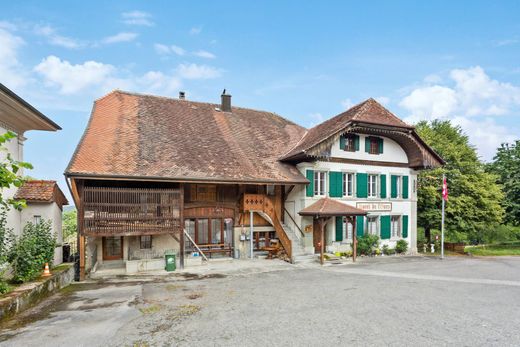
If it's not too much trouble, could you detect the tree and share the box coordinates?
[487,141,520,226]
[416,120,504,244]
[62,209,77,242]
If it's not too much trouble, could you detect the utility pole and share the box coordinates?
[441,173,447,259]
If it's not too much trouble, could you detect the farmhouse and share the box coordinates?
[65,90,443,278]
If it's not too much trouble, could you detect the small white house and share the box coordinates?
[14,180,69,265]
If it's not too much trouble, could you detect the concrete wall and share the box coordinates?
[285,133,419,254]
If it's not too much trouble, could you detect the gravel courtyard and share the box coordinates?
[1,256,520,346]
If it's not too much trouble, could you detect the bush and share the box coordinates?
[395,239,408,254]
[8,220,56,283]
[382,244,389,255]
[355,234,380,256]
[386,247,396,255]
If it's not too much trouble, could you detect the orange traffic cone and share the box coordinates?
[43,263,51,277]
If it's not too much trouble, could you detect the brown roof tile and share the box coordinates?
[14,180,69,208]
[299,198,367,216]
[65,91,308,184]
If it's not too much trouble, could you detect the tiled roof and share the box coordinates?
[299,198,367,217]
[281,98,414,160]
[65,91,308,184]
[14,180,69,208]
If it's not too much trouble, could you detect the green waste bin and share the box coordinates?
[165,251,176,271]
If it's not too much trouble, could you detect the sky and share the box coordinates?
[1,1,520,204]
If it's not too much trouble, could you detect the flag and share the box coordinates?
[442,176,448,201]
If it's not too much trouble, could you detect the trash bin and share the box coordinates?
[164,250,176,272]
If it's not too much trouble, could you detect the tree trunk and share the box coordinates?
[425,227,431,244]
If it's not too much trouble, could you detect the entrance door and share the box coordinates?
[103,236,123,260]
[313,219,322,254]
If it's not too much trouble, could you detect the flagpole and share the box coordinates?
[441,173,445,260]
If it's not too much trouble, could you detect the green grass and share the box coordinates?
[465,244,520,256]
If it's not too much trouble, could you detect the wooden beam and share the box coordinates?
[352,217,357,263]
[320,218,324,266]
[179,183,185,270]
[79,235,85,281]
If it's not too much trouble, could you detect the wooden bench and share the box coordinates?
[197,243,233,258]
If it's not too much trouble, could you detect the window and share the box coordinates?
[391,216,401,238]
[344,135,356,152]
[367,216,378,235]
[369,138,379,154]
[190,184,217,202]
[396,176,401,198]
[266,185,275,196]
[211,219,222,243]
[342,173,355,197]
[33,215,41,224]
[140,235,152,249]
[366,136,383,155]
[314,171,327,196]
[343,218,353,240]
[368,174,378,198]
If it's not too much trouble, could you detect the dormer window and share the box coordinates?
[340,134,359,152]
[365,136,384,155]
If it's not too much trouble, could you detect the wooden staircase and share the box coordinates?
[241,194,292,260]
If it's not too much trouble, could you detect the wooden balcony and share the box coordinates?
[81,186,181,236]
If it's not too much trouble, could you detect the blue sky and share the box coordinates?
[1,1,520,202]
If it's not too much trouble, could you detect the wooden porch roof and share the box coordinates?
[298,198,367,217]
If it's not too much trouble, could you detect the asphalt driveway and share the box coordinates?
[1,256,520,346]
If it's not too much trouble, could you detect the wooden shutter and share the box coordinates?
[402,176,409,199]
[329,171,342,198]
[356,216,364,236]
[402,215,409,238]
[380,215,391,239]
[365,136,371,153]
[335,216,343,241]
[380,174,387,198]
[306,170,314,197]
[356,173,368,198]
[339,135,345,150]
[378,138,384,154]
[354,135,360,151]
[390,175,398,198]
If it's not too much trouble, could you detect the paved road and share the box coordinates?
[1,256,520,346]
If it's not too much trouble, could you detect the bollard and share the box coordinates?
[430,243,435,253]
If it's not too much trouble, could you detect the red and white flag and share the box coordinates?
[442,176,448,201]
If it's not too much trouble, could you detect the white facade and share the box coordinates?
[286,133,418,254]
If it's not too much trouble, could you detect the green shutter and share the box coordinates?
[306,170,314,197]
[329,171,342,197]
[354,135,360,151]
[365,136,370,153]
[339,135,345,150]
[356,216,364,236]
[335,216,343,241]
[402,176,409,199]
[356,173,368,198]
[378,138,384,154]
[402,215,409,238]
[380,174,387,198]
[380,215,391,239]
[390,175,398,198]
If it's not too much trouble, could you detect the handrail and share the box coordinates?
[284,207,305,238]
[183,229,209,262]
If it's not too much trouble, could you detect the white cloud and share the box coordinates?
[193,50,216,59]
[341,98,354,110]
[121,11,154,26]
[190,26,202,35]
[177,63,221,79]
[0,28,26,88]
[154,43,186,56]
[138,71,181,94]
[34,55,115,94]
[400,85,457,122]
[102,32,138,44]
[34,25,82,49]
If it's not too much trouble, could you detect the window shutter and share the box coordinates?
[365,136,370,153]
[335,216,343,241]
[356,173,368,198]
[306,170,314,197]
[354,135,360,151]
[380,174,387,198]
[390,175,398,198]
[329,171,342,197]
[402,215,409,238]
[378,138,384,154]
[339,135,345,150]
[380,215,391,239]
[402,176,409,199]
[356,216,364,236]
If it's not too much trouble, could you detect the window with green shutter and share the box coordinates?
[356,216,364,236]
[402,215,409,238]
[365,136,371,153]
[378,138,384,154]
[354,135,360,151]
[380,215,391,239]
[329,171,342,197]
[306,169,314,197]
[390,175,398,198]
[339,135,345,150]
[356,173,368,198]
[380,174,387,198]
[335,216,343,241]
[402,176,409,199]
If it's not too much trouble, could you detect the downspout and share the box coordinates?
[250,210,254,259]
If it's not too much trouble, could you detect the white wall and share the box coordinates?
[329,134,408,163]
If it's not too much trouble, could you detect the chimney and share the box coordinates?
[221,89,232,112]
[179,91,186,100]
